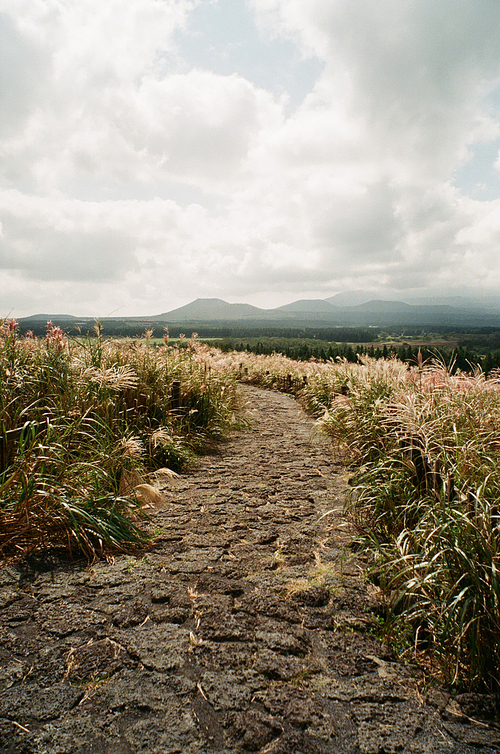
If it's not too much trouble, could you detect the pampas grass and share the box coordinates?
[217,346,500,690]
[0,322,239,561]
[5,326,500,689]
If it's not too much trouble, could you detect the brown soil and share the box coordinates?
[0,384,499,753]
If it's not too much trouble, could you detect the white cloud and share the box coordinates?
[2,0,500,316]
[128,69,283,187]
[0,12,51,139]
[250,0,500,182]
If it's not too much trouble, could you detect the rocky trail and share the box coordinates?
[1,384,499,753]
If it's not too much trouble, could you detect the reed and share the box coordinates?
[314,356,500,690]
[0,323,239,561]
[218,346,500,690]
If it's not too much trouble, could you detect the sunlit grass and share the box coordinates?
[4,323,500,689]
[218,346,500,690]
[0,322,239,561]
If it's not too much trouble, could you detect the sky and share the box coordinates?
[2,0,500,317]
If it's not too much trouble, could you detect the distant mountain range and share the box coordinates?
[18,292,500,330]
[150,295,500,327]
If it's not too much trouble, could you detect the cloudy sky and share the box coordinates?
[2,0,500,317]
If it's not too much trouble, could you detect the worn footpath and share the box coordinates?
[1,384,499,753]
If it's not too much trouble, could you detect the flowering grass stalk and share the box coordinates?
[313,357,500,691]
[219,347,500,690]
[0,323,239,561]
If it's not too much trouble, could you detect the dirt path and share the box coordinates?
[1,385,499,753]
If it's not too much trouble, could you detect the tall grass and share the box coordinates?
[340,364,500,691]
[0,323,239,561]
[310,357,500,690]
[220,347,500,690]
[5,326,500,689]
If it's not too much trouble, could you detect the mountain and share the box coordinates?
[352,299,414,312]
[21,313,80,322]
[153,298,266,321]
[17,293,500,332]
[402,294,500,311]
[276,299,338,313]
[327,291,500,312]
[152,295,500,328]
[325,291,378,307]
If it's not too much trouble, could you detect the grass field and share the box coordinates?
[0,322,239,561]
[231,348,500,691]
[2,320,500,690]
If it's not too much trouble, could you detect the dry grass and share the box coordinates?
[0,324,239,561]
[217,346,500,690]
[5,327,500,689]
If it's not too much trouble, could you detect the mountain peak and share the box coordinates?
[155,298,265,321]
